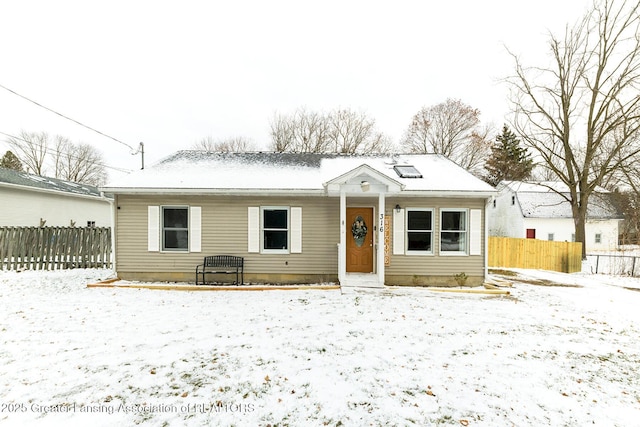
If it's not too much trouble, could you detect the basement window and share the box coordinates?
[393,165,423,178]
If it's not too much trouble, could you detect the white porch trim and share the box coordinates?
[376,192,385,286]
[335,176,388,288]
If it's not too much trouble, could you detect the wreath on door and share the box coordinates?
[351,215,368,247]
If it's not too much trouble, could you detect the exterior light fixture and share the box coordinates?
[360,181,370,192]
[395,204,401,213]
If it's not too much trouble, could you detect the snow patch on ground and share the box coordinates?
[1,268,639,426]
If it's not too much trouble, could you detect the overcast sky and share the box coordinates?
[0,0,592,180]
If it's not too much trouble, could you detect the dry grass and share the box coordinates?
[489,269,582,288]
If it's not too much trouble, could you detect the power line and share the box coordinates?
[0,130,133,175]
[0,83,136,151]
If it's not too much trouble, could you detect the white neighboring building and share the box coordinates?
[0,167,113,227]
[488,181,623,251]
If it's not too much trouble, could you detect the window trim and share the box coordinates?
[405,208,434,255]
[261,206,290,254]
[439,208,468,256]
[161,205,189,252]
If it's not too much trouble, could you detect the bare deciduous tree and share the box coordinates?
[329,109,393,154]
[192,136,256,152]
[401,99,492,175]
[5,130,108,185]
[269,107,393,154]
[5,130,49,175]
[270,108,331,153]
[58,142,107,186]
[507,0,640,257]
[53,135,72,178]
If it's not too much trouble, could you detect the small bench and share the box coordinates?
[195,255,244,285]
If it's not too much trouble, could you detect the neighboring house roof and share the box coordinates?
[103,151,496,196]
[499,181,623,220]
[0,167,111,200]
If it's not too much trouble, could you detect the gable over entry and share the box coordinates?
[325,164,403,287]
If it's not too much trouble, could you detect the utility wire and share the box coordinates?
[0,83,136,151]
[0,130,133,174]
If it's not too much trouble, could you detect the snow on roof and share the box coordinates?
[0,167,109,199]
[517,192,622,219]
[500,181,623,219]
[103,151,496,195]
[500,180,609,193]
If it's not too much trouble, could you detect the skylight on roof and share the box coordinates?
[393,165,422,178]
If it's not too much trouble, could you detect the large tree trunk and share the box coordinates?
[572,189,590,260]
[573,212,587,260]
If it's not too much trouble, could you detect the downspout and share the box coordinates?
[108,193,116,272]
[338,190,346,284]
[485,196,491,279]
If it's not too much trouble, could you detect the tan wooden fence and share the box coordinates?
[0,226,112,271]
[488,236,583,273]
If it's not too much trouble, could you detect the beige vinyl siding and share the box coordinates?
[385,197,486,277]
[114,194,487,282]
[115,195,339,275]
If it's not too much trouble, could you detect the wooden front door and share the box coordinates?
[346,207,374,273]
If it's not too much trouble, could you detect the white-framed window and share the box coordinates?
[262,206,289,253]
[406,208,433,254]
[440,209,467,254]
[162,206,189,251]
[571,233,576,242]
[548,233,554,241]
[595,233,602,244]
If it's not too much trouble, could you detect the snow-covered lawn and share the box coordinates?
[1,269,639,426]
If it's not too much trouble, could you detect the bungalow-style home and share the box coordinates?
[101,151,496,287]
[0,167,112,227]
[488,181,624,251]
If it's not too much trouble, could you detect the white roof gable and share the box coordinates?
[499,181,623,219]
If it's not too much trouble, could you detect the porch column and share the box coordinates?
[338,190,346,284]
[377,192,385,286]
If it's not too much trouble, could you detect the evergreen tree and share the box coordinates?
[0,150,24,171]
[484,125,533,186]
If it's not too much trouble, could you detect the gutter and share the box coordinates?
[100,187,496,198]
[0,181,113,202]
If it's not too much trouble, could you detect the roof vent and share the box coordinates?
[393,165,422,178]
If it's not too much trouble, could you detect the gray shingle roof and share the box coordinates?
[0,167,106,198]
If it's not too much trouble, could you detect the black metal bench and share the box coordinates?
[195,255,244,285]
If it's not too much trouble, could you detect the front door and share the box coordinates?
[346,207,374,273]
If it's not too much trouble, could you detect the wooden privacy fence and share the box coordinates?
[489,237,583,273]
[0,226,112,271]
